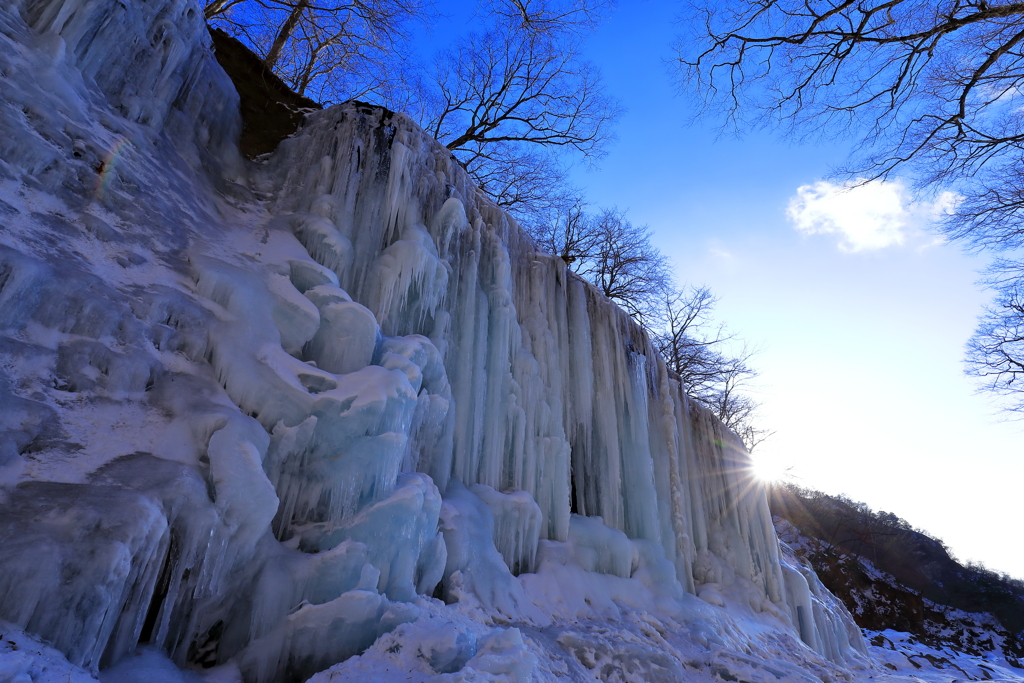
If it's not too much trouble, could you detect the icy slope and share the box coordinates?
[773,509,1024,664]
[0,0,884,680]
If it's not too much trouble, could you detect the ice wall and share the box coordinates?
[262,100,793,605]
[0,0,869,679]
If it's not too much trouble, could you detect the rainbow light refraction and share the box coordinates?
[95,136,131,198]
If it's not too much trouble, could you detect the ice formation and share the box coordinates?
[0,0,914,680]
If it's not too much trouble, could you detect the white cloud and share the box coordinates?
[708,244,734,260]
[786,179,958,252]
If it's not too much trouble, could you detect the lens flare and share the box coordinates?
[95,136,131,199]
[751,454,792,483]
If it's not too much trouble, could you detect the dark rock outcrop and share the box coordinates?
[208,27,321,158]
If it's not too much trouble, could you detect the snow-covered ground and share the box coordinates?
[867,630,1024,683]
[6,614,1024,683]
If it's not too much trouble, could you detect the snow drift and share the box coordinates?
[0,0,875,680]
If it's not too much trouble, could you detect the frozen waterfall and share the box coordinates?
[0,0,870,680]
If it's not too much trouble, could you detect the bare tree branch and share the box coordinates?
[966,262,1024,411]
[422,20,619,215]
[678,0,1024,184]
[206,0,428,101]
[211,0,618,216]
[485,0,611,35]
[580,209,671,323]
[650,285,770,451]
[677,0,1024,417]
[524,204,669,322]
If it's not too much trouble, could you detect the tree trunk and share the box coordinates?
[203,0,247,19]
[265,0,309,70]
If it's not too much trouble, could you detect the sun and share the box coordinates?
[750,453,793,484]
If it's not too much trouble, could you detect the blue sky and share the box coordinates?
[422,1,1024,578]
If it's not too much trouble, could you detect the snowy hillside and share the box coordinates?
[771,486,1024,665]
[0,0,1020,681]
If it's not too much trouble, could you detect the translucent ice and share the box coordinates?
[0,0,872,679]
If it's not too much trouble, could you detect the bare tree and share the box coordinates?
[584,209,671,322]
[209,0,618,216]
[205,0,427,102]
[966,262,1024,411]
[456,142,579,215]
[485,0,611,35]
[428,28,613,157]
[527,198,598,263]
[423,19,619,216]
[703,349,771,453]
[653,286,729,396]
[678,0,1024,244]
[678,0,1024,415]
[524,204,670,321]
[679,1,1024,185]
[651,286,770,451]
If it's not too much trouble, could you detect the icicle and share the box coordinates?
[469,484,543,575]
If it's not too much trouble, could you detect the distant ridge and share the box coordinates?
[770,483,1024,662]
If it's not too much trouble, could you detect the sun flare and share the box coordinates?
[751,454,793,484]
